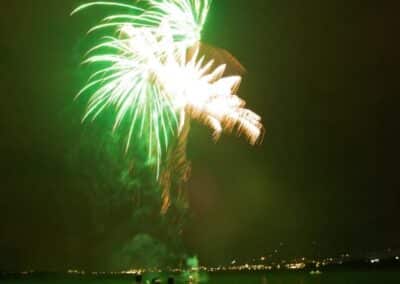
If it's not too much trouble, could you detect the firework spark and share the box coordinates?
[73,0,263,183]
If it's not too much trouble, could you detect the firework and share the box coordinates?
[73,0,263,209]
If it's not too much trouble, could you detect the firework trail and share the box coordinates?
[73,0,263,212]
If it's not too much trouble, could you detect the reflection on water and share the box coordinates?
[205,271,400,284]
[1,271,400,284]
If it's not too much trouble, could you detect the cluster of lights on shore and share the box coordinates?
[10,253,399,277]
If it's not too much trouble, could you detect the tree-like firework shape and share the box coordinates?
[73,0,263,213]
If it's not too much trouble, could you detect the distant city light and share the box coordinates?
[370,258,380,264]
[285,263,306,270]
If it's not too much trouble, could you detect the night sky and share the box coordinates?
[1,0,399,270]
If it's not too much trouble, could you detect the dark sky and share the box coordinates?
[0,0,399,270]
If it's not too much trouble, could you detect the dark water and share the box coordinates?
[207,271,400,284]
[1,271,400,284]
